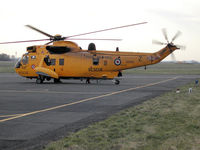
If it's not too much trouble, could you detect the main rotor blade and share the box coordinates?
[171,31,181,42]
[67,38,122,41]
[64,22,147,39]
[0,39,50,44]
[162,28,169,43]
[26,25,54,38]
[45,41,54,45]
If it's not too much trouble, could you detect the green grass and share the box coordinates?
[0,61,200,74]
[124,63,200,75]
[45,82,200,150]
[0,61,15,73]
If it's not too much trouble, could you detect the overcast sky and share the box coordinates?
[0,0,199,61]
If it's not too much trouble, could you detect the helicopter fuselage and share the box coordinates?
[15,41,178,83]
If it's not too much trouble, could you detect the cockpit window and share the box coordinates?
[15,58,22,68]
[22,55,29,65]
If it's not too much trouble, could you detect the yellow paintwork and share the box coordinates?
[35,67,59,79]
[15,41,178,80]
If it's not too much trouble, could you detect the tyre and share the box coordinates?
[54,78,61,83]
[36,78,43,84]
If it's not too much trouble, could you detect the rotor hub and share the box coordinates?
[51,34,65,41]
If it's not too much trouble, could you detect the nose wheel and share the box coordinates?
[36,75,44,84]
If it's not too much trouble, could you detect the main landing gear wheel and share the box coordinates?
[114,79,120,85]
[86,78,91,84]
[36,78,43,84]
[54,78,61,83]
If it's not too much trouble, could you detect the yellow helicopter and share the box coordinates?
[0,22,183,84]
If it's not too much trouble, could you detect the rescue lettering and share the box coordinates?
[88,67,103,72]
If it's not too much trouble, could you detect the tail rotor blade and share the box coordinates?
[162,28,169,43]
[176,44,186,50]
[152,40,166,45]
[171,31,181,42]
[171,53,176,62]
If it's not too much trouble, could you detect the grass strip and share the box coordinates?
[1,61,200,74]
[45,82,200,150]
[0,61,15,73]
[124,63,200,75]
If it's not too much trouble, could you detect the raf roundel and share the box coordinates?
[31,64,35,69]
[114,58,121,66]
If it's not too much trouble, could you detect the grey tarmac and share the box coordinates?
[0,73,199,150]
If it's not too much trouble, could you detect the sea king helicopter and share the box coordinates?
[0,22,183,84]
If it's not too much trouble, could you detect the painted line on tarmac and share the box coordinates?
[0,76,180,123]
[0,90,108,95]
[0,114,22,118]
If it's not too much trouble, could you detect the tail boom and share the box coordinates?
[115,44,179,71]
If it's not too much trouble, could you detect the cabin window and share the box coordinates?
[59,59,64,66]
[51,59,56,65]
[93,57,99,65]
[31,56,36,59]
[22,55,29,65]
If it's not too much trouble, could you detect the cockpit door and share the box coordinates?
[15,54,29,69]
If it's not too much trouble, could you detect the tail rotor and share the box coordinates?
[153,28,185,62]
